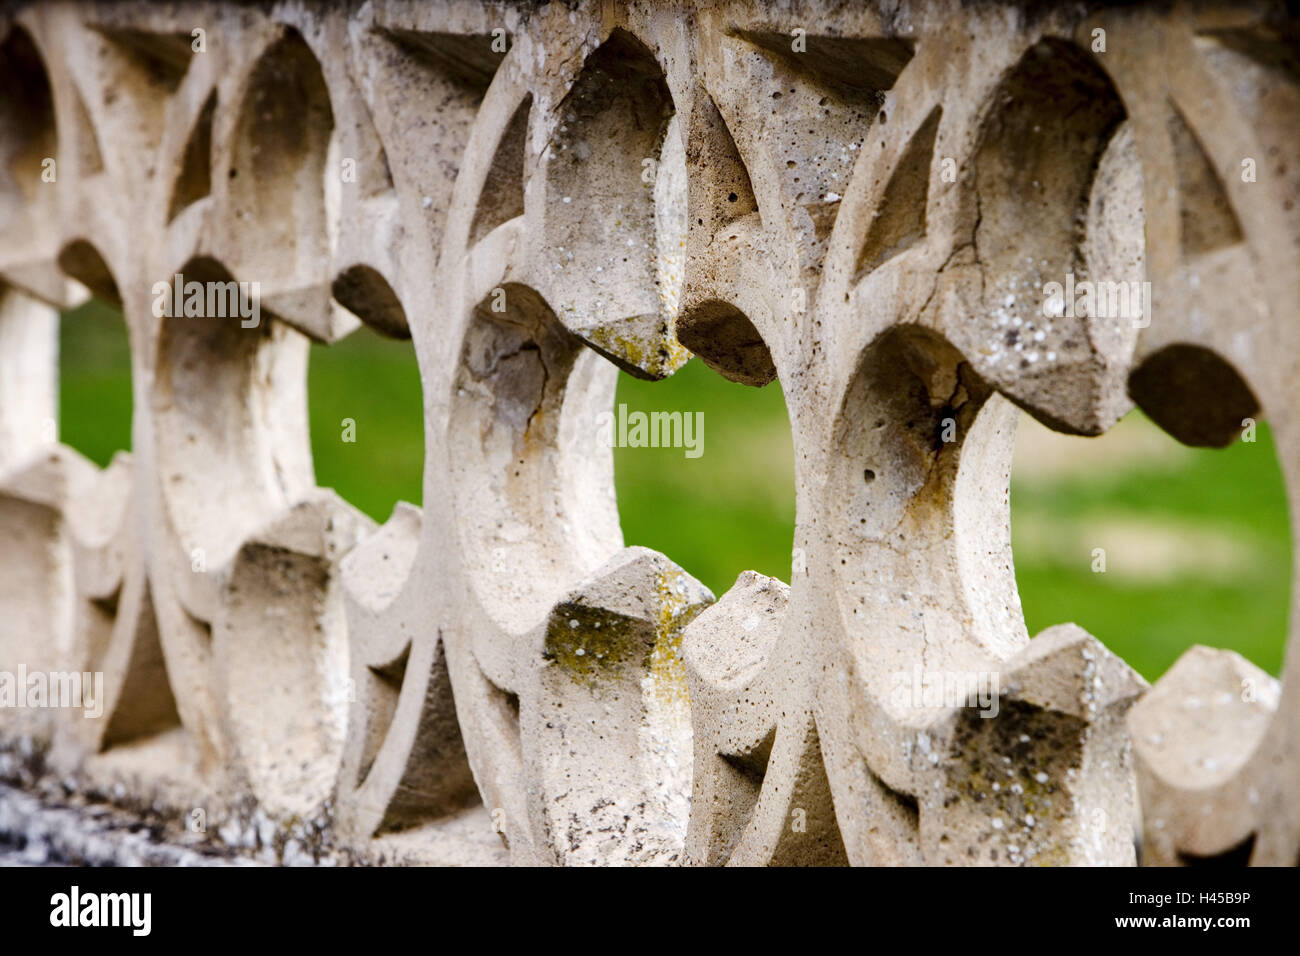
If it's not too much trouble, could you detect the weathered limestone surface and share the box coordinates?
[0,0,1296,865]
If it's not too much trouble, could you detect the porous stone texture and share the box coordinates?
[0,0,1296,865]
[0,783,256,867]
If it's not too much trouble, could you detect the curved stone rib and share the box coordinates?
[335,502,482,846]
[212,490,373,820]
[684,571,847,866]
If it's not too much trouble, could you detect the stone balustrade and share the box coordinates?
[0,0,1296,866]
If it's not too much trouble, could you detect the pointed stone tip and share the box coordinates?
[574,314,692,381]
[562,546,713,621]
[1006,623,1147,717]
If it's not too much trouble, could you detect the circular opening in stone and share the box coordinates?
[1010,407,1290,681]
[613,356,795,595]
[59,295,132,468]
[450,284,621,635]
[309,325,423,522]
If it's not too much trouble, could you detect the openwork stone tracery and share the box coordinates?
[0,0,1296,866]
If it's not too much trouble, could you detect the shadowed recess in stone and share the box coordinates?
[354,642,408,789]
[57,240,120,307]
[67,82,104,176]
[722,28,914,271]
[99,579,182,750]
[1179,832,1257,867]
[731,31,914,103]
[167,91,215,222]
[91,27,194,91]
[469,94,530,247]
[676,90,768,385]
[854,105,940,280]
[541,28,685,380]
[0,26,55,208]
[675,300,776,388]
[1167,102,1244,257]
[685,91,757,235]
[227,27,333,317]
[1197,22,1300,83]
[378,28,505,95]
[331,265,409,339]
[966,36,1133,437]
[1128,344,1260,448]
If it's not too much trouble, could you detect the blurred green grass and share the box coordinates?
[58,300,134,467]
[1011,415,1289,680]
[59,301,1288,681]
[306,325,424,521]
[613,357,796,594]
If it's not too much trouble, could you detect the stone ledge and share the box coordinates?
[0,784,253,867]
[0,737,506,866]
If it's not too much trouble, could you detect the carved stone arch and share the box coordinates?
[220,27,339,340]
[952,35,1139,437]
[1123,38,1286,448]
[529,26,688,381]
[815,323,1145,865]
[428,58,533,272]
[0,237,170,761]
[673,18,933,867]
[351,17,513,259]
[147,256,310,762]
[331,51,554,856]
[1126,336,1300,866]
[50,264,174,763]
[702,14,916,288]
[1120,27,1300,862]
[144,253,375,817]
[676,89,776,388]
[449,283,620,635]
[0,34,64,701]
[0,21,68,304]
[442,281,625,861]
